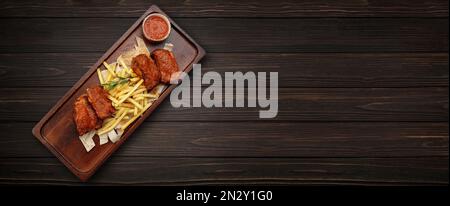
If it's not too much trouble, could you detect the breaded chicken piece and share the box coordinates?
[151,49,180,83]
[73,95,101,135]
[131,54,161,90]
[86,86,115,120]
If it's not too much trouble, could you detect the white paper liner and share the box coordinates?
[115,63,123,74]
[119,37,151,67]
[115,125,124,137]
[99,133,109,145]
[107,129,120,143]
[136,37,151,57]
[79,130,96,152]
[150,84,167,96]
[163,43,174,52]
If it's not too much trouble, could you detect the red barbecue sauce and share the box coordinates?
[143,16,169,40]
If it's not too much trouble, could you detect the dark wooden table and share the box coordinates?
[0,0,448,185]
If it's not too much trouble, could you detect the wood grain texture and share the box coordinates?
[1,122,447,158]
[27,5,206,182]
[0,157,447,185]
[0,18,447,53]
[0,53,448,88]
[0,0,447,17]
[0,87,447,122]
[0,1,448,185]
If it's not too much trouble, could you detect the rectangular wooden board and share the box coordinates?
[32,5,205,181]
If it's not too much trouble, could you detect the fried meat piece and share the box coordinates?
[73,95,101,135]
[86,86,115,120]
[151,49,180,84]
[131,54,161,90]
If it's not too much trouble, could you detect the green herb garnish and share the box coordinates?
[102,77,129,90]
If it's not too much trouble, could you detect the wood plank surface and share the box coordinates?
[0,87,447,122]
[1,122,447,158]
[0,53,448,88]
[0,1,448,185]
[0,157,447,185]
[0,0,447,18]
[0,18,447,53]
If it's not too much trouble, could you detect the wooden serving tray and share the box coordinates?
[32,5,205,181]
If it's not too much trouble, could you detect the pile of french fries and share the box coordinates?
[95,57,158,143]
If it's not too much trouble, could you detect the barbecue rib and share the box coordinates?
[86,86,115,120]
[73,95,101,135]
[131,54,161,90]
[151,49,180,84]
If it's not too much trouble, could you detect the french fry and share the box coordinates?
[118,57,130,72]
[116,85,133,98]
[122,69,128,78]
[103,61,116,77]
[133,93,158,99]
[110,84,126,97]
[117,107,131,111]
[115,108,126,118]
[121,103,151,130]
[117,102,135,108]
[106,72,112,82]
[127,98,143,110]
[103,118,114,125]
[97,68,104,84]
[111,62,117,73]
[131,88,146,96]
[130,77,140,82]
[117,79,143,105]
[103,118,117,129]
[108,95,119,105]
[101,109,123,131]
[98,109,128,135]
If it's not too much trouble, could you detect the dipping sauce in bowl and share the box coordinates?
[142,13,171,42]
